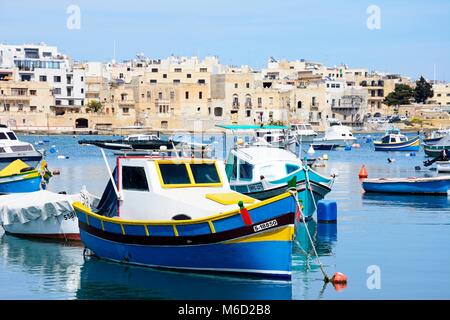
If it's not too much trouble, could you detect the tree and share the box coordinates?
[383,84,415,106]
[87,100,103,113]
[414,76,433,103]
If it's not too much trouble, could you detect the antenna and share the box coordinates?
[113,40,116,63]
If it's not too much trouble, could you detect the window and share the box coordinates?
[122,166,149,191]
[30,106,37,112]
[81,76,84,81]
[437,94,442,97]
[173,79,180,84]
[54,76,61,83]
[170,91,175,100]
[185,91,189,99]
[159,163,191,185]
[163,74,167,78]
[198,79,205,84]
[239,161,253,180]
[0,133,7,140]
[234,83,238,88]
[199,91,203,99]
[286,164,300,174]
[246,110,251,117]
[190,163,220,184]
[123,107,129,114]
[53,88,61,95]
[246,83,250,88]
[56,100,61,105]
[158,92,163,99]
[200,68,207,72]
[147,91,151,98]
[39,75,47,82]
[151,68,158,72]
[119,73,124,79]
[174,68,182,73]
[6,132,17,140]
[18,104,23,111]
[214,107,223,117]
[187,74,192,78]
[81,88,84,94]
[150,79,157,84]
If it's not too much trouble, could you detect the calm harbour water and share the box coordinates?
[1,133,450,299]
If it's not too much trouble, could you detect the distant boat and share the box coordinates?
[373,128,420,151]
[78,134,179,151]
[313,119,356,147]
[424,135,450,157]
[0,160,43,194]
[289,123,318,143]
[423,129,448,145]
[362,176,450,194]
[309,143,339,151]
[0,125,43,169]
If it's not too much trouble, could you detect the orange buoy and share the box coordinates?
[358,165,368,179]
[331,272,348,291]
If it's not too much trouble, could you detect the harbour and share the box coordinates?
[0,132,450,299]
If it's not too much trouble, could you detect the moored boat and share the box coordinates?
[361,176,450,194]
[423,129,449,145]
[436,161,450,173]
[373,128,420,151]
[424,135,450,157]
[225,145,334,219]
[0,125,43,169]
[0,189,98,240]
[0,159,43,193]
[73,156,298,279]
[313,119,356,147]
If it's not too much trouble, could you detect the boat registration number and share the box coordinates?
[248,183,264,192]
[253,219,277,232]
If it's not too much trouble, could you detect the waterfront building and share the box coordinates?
[431,83,450,106]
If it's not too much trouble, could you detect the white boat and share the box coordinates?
[0,125,43,169]
[255,128,296,147]
[313,119,356,147]
[437,161,450,173]
[0,188,99,241]
[290,123,318,143]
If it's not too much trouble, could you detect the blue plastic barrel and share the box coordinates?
[317,200,337,223]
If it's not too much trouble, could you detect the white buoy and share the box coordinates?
[323,153,329,160]
[307,145,315,155]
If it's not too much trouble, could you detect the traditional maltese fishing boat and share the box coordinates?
[73,155,298,279]
[0,159,48,193]
[225,146,334,219]
[361,176,450,194]
[373,128,420,151]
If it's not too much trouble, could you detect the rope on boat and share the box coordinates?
[289,189,330,283]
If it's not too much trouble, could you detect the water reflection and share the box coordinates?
[0,234,83,298]
[362,193,450,210]
[76,258,292,300]
[295,219,337,257]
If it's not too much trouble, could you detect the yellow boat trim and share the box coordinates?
[205,192,255,205]
[85,212,90,225]
[172,225,179,236]
[208,221,216,233]
[72,192,291,227]
[144,225,149,236]
[154,160,223,189]
[101,220,104,231]
[0,159,34,177]
[120,224,125,235]
[223,225,294,244]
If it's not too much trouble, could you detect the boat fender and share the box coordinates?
[172,214,192,220]
[237,201,252,225]
[330,272,348,291]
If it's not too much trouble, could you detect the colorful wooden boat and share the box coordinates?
[424,135,450,157]
[0,159,43,193]
[362,176,450,194]
[73,157,298,279]
[225,146,333,219]
[423,129,448,145]
[373,128,420,151]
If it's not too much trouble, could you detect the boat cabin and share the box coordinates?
[125,134,160,142]
[380,134,408,144]
[98,157,256,221]
[225,147,302,186]
[0,126,19,142]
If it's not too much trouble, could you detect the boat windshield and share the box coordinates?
[0,133,7,140]
[6,132,17,140]
[156,161,223,187]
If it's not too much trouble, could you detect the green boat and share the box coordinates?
[424,135,450,157]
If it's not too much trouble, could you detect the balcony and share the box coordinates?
[245,101,252,109]
[119,100,135,106]
[232,101,240,110]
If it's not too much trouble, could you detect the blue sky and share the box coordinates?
[0,0,449,80]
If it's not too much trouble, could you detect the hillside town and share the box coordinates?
[1,43,449,134]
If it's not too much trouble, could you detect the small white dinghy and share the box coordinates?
[437,161,450,173]
[0,188,98,241]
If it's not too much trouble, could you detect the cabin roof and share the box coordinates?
[234,146,299,165]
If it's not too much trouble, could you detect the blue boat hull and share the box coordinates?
[0,176,42,193]
[362,179,450,194]
[374,136,420,151]
[79,230,292,279]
